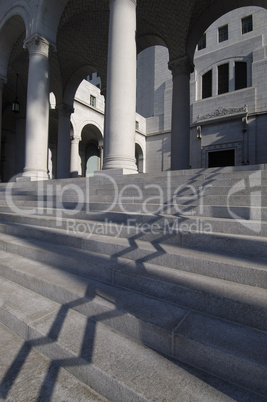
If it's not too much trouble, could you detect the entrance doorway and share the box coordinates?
[208,149,235,168]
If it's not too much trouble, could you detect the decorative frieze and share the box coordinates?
[196,105,248,122]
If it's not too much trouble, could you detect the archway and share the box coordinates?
[135,143,144,173]
[80,124,103,177]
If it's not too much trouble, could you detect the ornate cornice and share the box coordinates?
[23,34,50,58]
[168,55,194,76]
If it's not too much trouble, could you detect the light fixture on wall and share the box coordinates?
[197,125,202,139]
[12,73,20,113]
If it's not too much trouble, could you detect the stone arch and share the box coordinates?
[137,34,168,55]
[31,0,69,44]
[135,142,144,173]
[187,0,267,60]
[80,124,103,177]
[63,65,99,108]
[0,13,26,77]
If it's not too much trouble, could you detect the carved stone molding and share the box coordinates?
[196,105,248,122]
[168,55,194,76]
[23,34,50,58]
[57,104,74,118]
[110,0,136,7]
[71,136,80,144]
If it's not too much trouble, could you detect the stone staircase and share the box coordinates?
[0,165,266,401]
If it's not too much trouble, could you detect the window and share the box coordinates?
[218,63,229,95]
[218,25,228,42]
[242,15,253,34]
[135,121,139,130]
[90,95,96,107]
[235,62,247,90]
[202,70,212,99]
[198,34,206,51]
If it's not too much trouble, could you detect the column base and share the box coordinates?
[20,169,49,181]
[103,156,138,174]
[101,168,138,176]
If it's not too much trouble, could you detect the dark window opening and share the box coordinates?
[218,25,228,42]
[202,70,212,99]
[218,63,229,95]
[235,62,247,90]
[208,150,235,168]
[198,34,206,51]
[242,15,253,34]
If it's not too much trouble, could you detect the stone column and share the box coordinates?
[56,104,74,178]
[169,56,194,171]
[103,0,137,173]
[15,117,26,174]
[23,35,50,180]
[0,77,6,181]
[70,136,80,178]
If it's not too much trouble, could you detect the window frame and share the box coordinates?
[198,33,206,51]
[218,63,229,95]
[202,69,212,99]
[218,24,228,43]
[242,15,253,34]
[90,94,96,108]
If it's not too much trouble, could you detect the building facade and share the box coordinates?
[136,6,267,173]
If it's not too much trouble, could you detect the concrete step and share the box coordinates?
[1,209,267,238]
[1,214,267,264]
[1,193,267,207]
[0,200,267,221]
[0,230,266,331]
[0,322,106,401]
[0,273,266,399]
[1,165,266,193]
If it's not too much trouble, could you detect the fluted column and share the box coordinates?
[103,0,137,173]
[0,77,6,181]
[70,136,80,178]
[56,104,74,178]
[169,56,194,170]
[23,35,50,180]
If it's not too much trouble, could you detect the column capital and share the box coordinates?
[23,34,50,58]
[71,135,80,144]
[57,104,74,118]
[168,55,194,76]
[110,0,137,7]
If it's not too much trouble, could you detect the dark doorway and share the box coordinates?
[208,149,235,168]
